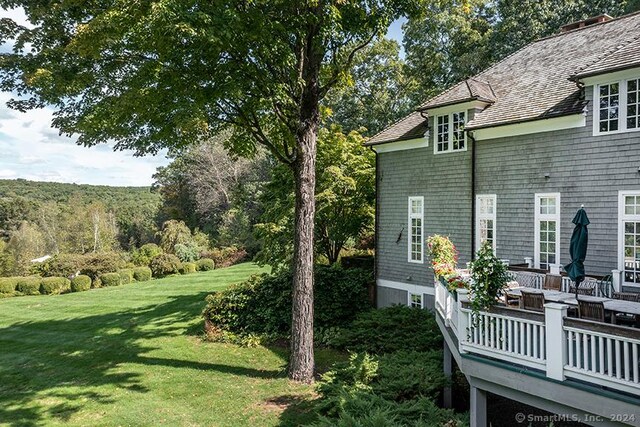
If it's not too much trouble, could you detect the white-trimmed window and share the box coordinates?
[435,111,466,153]
[408,196,424,263]
[595,78,640,134]
[409,292,423,308]
[476,195,496,252]
[619,191,640,286]
[534,193,560,270]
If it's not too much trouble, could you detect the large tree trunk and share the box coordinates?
[289,120,317,383]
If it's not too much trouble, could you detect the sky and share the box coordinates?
[0,8,405,187]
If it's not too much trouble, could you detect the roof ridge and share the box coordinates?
[570,32,640,77]
[533,9,640,44]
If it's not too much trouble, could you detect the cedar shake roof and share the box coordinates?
[366,11,640,145]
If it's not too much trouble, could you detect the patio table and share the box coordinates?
[504,288,640,325]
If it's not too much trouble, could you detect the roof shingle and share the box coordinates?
[367,11,640,145]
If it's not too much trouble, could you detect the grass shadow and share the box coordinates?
[0,287,283,426]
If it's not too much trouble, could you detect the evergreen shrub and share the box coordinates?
[40,277,71,295]
[133,266,152,282]
[99,272,122,287]
[70,275,92,292]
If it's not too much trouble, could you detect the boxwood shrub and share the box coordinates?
[196,258,215,271]
[40,277,71,295]
[118,269,134,284]
[0,277,18,294]
[150,254,182,278]
[100,272,122,287]
[70,275,92,292]
[16,277,41,295]
[133,266,152,282]
[181,262,197,274]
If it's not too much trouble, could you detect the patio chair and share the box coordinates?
[521,289,544,312]
[598,275,614,298]
[543,274,562,291]
[512,271,542,288]
[569,282,595,296]
[612,292,640,326]
[578,300,606,322]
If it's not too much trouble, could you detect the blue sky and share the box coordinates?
[0,8,405,187]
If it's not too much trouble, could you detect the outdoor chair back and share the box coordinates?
[521,290,545,312]
[543,274,562,291]
[569,283,595,296]
[511,271,543,288]
[578,300,605,322]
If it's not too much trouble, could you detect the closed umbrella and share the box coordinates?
[564,207,590,299]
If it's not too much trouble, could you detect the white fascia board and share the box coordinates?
[425,100,490,117]
[372,137,428,153]
[377,279,435,295]
[579,66,640,87]
[470,114,586,141]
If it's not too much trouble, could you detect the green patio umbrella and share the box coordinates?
[564,206,590,299]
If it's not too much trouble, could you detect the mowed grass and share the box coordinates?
[0,263,337,427]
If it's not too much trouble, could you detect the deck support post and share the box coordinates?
[544,302,568,381]
[470,385,487,427]
[443,341,453,408]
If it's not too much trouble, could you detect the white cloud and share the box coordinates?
[0,8,170,187]
[0,92,169,186]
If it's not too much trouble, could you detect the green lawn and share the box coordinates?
[0,263,335,427]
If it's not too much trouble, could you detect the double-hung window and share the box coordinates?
[476,195,497,252]
[595,78,640,134]
[435,111,466,153]
[408,196,424,263]
[619,191,640,286]
[408,292,423,308]
[535,193,560,270]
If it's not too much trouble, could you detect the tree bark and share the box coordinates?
[288,118,317,383]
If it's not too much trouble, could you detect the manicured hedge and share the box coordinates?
[16,277,41,295]
[181,262,197,274]
[40,277,71,295]
[0,277,18,294]
[80,253,127,280]
[71,275,92,292]
[196,258,215,271]
[118,269,134,284]
[133,267,152,282]
[150,254,182,277]
[99,272,122,287]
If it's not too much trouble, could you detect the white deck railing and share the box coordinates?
[434,281,640,396]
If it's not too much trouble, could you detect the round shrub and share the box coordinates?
[133,266,152,282]
[99,272,122,287]
[118,269,134,284]
[150,254,182,278]
[196,258,215,271]
[70,275,92,292]
[181,262,197,274]
[16,277,41,295]
[0,277,19,294]
[40,277,71,295]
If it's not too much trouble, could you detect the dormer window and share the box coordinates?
[435,111,466,153]
[595,78,640,134]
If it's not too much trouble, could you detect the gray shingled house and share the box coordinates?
[366,12,640,310]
